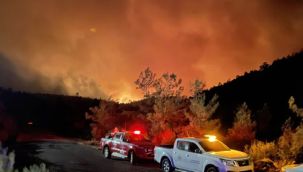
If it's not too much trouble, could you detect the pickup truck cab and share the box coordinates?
[154,136,254,172]
[100,131,154,164]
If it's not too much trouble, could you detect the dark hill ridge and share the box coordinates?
[207,51,303,140]
[1,51,303,141]
[0,89,100,139]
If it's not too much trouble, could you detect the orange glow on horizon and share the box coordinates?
[0,1,301,100]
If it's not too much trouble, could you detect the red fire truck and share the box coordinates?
[100,130,154,164]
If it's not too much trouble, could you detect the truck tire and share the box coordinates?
[103,146,111,159]
[161,158,173,172]
[129,151,136,165]
[205,166,218,172]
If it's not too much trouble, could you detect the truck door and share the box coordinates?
[172,140,188,170]
[184,142,204,172]
[119,133,129,157]
[112,133,122,156]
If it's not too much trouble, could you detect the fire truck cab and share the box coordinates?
[100,131,154,165]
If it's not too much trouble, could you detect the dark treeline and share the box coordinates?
[0,89,99,141]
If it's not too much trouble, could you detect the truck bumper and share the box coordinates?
[219,164,254,172]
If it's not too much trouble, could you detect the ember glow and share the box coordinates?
[0,1,303,100]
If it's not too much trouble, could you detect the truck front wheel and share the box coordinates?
[161,158,173,172]
[205,166,218,172]
[103,146,111,159]
[129,151,136,165]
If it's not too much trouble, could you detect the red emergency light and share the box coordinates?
[133,130,141,135]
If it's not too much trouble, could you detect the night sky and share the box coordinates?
[0,0,302,101]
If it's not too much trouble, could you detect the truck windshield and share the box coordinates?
[199,139,230,152]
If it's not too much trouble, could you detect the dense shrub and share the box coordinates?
[85,102,116,140]
[245,119,303,170]
[0,143,14,172]
[245,140,277,161]
[21,164,49,172]
[227,102,256,143]
[245,97,303,170]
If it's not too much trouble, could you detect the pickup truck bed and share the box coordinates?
[158,145,174,148]
[154,145,173,164]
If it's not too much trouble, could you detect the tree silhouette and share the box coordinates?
[134,68,156,98]
[227,102,256,142]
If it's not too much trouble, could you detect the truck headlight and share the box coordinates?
[221,159,238,167]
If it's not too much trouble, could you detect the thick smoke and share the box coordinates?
[0,53,106,98]
[0,0,302,99]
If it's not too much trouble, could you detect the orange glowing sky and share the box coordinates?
[0,0,303,101]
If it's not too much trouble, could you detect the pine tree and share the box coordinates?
[227,102,256,142]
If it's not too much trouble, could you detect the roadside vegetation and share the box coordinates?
[0,143,49,172]
[244,97,303,171]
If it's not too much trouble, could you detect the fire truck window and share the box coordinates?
[114,133,122,140]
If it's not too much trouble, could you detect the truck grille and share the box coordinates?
[237,159,250,166]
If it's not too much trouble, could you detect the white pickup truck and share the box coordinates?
[282,164,303,172]
[154,136,254,172]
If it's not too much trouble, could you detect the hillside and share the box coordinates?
[0,89,99,140]
[1,51,303,143]
[207,51,303,140]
